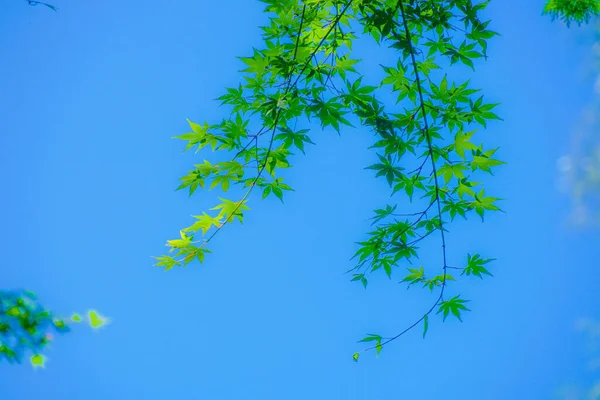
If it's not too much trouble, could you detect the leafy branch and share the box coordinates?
[159,0,504,360]
[351,0,502,360]
[355,0,450,356]
[157,0,355,269]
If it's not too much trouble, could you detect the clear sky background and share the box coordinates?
[1,0,599,399]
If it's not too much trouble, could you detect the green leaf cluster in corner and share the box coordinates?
[543,0,600,26]
[0,290,107,368]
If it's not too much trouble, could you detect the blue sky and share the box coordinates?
[1,0,599,399]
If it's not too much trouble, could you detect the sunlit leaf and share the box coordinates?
[88,310,109,329]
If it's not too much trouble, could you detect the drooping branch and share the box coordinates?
[160,0,502,361]
[372,0,450,349]
[162,1,355,265]
[353,0,499,358]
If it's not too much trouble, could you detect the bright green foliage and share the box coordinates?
[30,353,46,368]
[88,310,109,329]
[71,313,83,322]
[462,253,494,278]
[543,0,600,26]
[437,295,470,321]
[159,0,504,359]
[0,290,106,368]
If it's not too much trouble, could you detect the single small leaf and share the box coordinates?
[87,310,108,329]
[53,319,67,330]
[360,276,368,288]
[6,307,21,317]
[30,354,46,368]
[352,352,360,362]
[375,342,383,356]
[358,334,382,343]
[423,314,429,338]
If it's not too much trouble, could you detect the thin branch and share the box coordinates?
[27,0,57,11]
